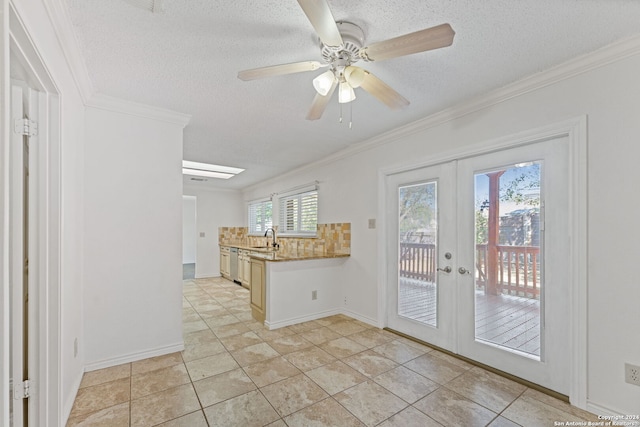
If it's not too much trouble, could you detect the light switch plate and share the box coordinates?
[199,232,205,237]
[368,219,376,229]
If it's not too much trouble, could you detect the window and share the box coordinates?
[248,199,272,235]
[279,189,318,236]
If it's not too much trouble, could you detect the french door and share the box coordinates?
[386,136,570,394]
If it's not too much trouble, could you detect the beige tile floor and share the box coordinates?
[67,277,600,427]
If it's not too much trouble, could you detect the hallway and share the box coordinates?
[66,277,599,426]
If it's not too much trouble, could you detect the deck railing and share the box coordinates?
[399,242,437,282]
[399,242,541,299]
[476,244,540,298]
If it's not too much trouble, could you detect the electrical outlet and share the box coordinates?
[626,363,640,386]
[344,296,347,305]
[312,290,317,300]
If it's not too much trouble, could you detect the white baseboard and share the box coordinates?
[265,308,341,330]
[84,342,185,372]
[586,401,628,417]
[340,309,379,328]
[265,308,380,331]
[62,369,85,424]
[194,273,217,279]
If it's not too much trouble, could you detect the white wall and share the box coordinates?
[182,196,196,264]
[83,101,187,369]
[183,185,243,278]
[266,258,349,329]
[243,44,640,414]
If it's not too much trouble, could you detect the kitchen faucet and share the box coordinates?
[264,228,279,249]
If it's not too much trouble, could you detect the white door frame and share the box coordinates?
[1,1,11,424]
[1,3,63,426]
[377,116,588,408]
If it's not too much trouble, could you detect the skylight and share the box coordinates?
[182,160,244,180]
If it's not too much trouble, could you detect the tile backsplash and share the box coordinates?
[218,223,351,255]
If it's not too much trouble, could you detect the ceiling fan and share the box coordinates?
[237,0,455,120]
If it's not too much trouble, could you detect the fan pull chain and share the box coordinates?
[337,101,354,129]
[349,101,353,129]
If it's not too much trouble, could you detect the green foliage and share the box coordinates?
[499,164,541,207]
[475,163,541,244]
[399,183,436,236]
[476,209,488,244]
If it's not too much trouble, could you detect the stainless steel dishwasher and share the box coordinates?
[230,247,239,283]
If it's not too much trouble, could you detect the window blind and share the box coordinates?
[248,199,272,235]
[278,189,318,236]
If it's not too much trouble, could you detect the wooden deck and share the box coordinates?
[398,278,438,327]
[398,278,541,357]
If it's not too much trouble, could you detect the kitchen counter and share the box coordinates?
[220,243,350,262]
[248,251,350,262]
[219,243,351,329]
[249,256,349,329]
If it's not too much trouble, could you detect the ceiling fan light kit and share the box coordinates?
[338,81,356,103]
[312,70,336,96]
[237,0,455,120]
[344,66,365,88]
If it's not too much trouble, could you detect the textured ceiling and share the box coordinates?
[64,0,640,189]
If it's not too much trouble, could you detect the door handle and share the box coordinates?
[437,266,452,273]
[458,267,471,275]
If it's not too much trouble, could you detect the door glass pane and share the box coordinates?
[474,162,542,358]
[398,181,438,327]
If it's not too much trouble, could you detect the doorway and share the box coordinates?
[3,4,64,425]
[182,196,197,279]
[385,135,573,395]
[9,82,40,427]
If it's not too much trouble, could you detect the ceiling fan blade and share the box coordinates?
[238,61,324,81]
[360,23,455,62]
[297,0,343,48]
[306,80,338,120]
[359,70,409,110]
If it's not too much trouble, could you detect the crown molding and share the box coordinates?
[41,0,191,127]
[183,184,242,195]
[87,93,191,127]
[41,0,93,103]
[243,33,640,192]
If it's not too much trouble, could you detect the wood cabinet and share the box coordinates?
[241,252,251,288]
[220,246,231,278]
[250,258,266,322]
[237,250,245,283]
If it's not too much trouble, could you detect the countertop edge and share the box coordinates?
[249,253,350,262]
[219,244,350,262]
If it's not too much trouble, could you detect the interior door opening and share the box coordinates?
[5,6,66,423]
[9,82,35,427]
[21,113,30,426]
[182,195,197,279]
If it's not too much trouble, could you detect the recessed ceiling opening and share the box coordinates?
[182,160,245,180]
